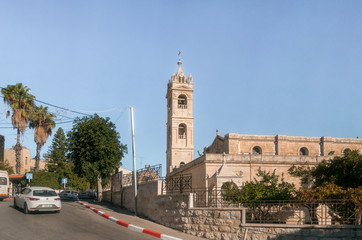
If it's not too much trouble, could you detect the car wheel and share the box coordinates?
[24,203,29,214]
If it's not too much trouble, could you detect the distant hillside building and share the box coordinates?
[166,56,362,189]
[4,147,46,174]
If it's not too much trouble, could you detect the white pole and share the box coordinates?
[130,107,138,216]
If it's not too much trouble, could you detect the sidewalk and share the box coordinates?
[77,200,205,240]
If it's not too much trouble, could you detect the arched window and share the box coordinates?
[178,95,187,109]
[252,146,262,155]
[300,147,309,156]
[178,124,186,139]
[343,148,351,154]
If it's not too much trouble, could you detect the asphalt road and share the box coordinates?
[0,199,156,240]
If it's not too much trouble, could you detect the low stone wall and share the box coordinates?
[239,225,362,240]
[103,181,362,240]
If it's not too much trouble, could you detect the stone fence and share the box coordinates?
[103,178,361,240]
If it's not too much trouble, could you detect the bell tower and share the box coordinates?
[166,52,194,175]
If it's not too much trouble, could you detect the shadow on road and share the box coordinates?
[79,200,137,217]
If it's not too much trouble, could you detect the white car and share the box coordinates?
[14,186,61,214]
[59,190,79,200]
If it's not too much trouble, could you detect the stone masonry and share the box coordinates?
[103,179,362,240]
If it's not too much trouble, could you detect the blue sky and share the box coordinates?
[1,1,362,175]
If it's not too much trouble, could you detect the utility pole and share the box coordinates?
[130,107,137,216]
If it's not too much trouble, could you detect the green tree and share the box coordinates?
[23,171,89,191]
[221,169,296,204]
[288,165,314,188]
[290,151,362,224]
[289,150,362,189]
[0,160,14,174]
[313,150,362,189]
[27,171,59,189]
[46,128,67,173]
[240,168,296,202]
[221,181,240,203]
[1,83,35,174]
[29,105,56,171]
[220,169,296,222]
[67,114,127,201]
[295,183,362,225]
[46,128,89,191]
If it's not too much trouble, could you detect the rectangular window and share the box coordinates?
[0,177,7,185]
[33,190,57,197]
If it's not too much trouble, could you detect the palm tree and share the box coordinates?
[1,83,35,174]
[29,105,56,171]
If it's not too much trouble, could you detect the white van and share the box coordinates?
[0,170,9,201]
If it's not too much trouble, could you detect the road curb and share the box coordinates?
[77,201,183,240]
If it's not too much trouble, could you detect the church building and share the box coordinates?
[166,55,362,190]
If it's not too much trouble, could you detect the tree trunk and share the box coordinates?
[35,143,41,171]
[14,129,22,174]
[97,176,103,202]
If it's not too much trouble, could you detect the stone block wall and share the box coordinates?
[103,180,362,240]
[239,225,361,240]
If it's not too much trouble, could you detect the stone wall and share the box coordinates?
[239,225,361,240]
[103,180,361,240]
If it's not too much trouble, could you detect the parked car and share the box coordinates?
[14,186,61,214]
[78,190,97,199]
[59,190,79,200]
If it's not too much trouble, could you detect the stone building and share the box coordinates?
[4,147,46,174]
[166,56,362,189]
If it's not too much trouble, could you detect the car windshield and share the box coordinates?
[0,177,7,185]
[33,190,57,197]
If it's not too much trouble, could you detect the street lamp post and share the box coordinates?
[130,107,137,216]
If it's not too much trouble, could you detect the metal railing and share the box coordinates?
[241,200,360,225]
[121,164,162,187]
[189,188,361,225]
[161,174,192,194]
[137,164,162,184]
[178,104,187,109]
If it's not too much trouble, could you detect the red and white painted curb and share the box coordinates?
[77,201,183,240]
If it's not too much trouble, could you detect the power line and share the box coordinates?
[34,99,91,116]
[0,120,74,128]
[0,87,91,117]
